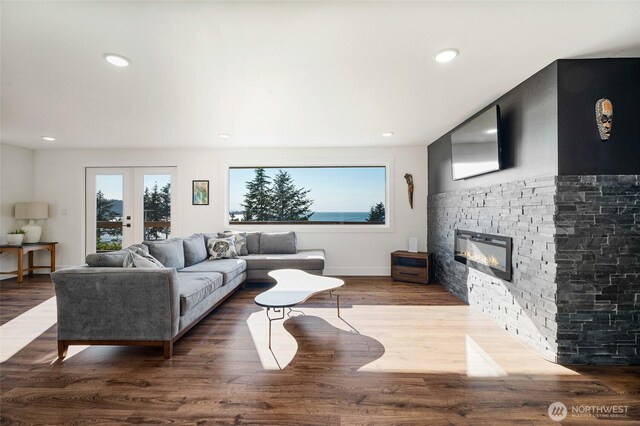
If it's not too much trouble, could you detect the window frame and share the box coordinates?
[222,159,394,233]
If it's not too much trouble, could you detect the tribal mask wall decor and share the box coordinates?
[595,98,613,141]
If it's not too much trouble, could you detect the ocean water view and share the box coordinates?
[309,212,369,222]
[229,212,371,222]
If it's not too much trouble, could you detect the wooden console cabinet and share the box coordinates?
[391,250,433,284]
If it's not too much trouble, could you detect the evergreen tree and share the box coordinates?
[366,202,385,223]
[241,168,273,221]
[96,190,117,221]
[96,189,118,237]
[96,190,121,250]
[270,170,314,221]
[160,182,171,221]
[144,182,171,240]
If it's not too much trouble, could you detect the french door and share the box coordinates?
[86,167,177,254]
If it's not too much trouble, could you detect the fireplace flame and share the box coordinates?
[459,250,501,268]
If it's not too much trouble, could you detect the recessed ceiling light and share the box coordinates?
[218,133,231,139]
[485,128,497,134]
[382,132,394,137]
[103,53,130,67]
[41,136,56,141]
[433,48,459,63]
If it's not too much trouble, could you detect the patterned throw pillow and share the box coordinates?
[207,236,238,260]
[123,251,163,268]
[218,231,248,256]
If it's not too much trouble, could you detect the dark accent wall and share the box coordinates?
[428,59,640,193]
[558,59,640,175]
[428,62,558,195]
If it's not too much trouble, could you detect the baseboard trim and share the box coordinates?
[324,267,390,276]
[0,265,69,280]
[0,271,54,281]
[2,267,392,278]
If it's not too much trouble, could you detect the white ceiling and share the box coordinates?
[2,1,639,150]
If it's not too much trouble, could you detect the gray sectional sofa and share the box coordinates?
[51,231,324,358]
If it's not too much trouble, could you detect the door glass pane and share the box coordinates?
[95,175,123,252]
[143,174,171,241]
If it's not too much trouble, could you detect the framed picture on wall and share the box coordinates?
[192,180,209,205]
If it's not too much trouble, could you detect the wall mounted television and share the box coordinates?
[451,105,502,180]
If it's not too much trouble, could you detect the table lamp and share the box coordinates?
[15,202,48,243]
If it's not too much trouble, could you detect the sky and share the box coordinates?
[96,174,171,200]
[229,167,386,212]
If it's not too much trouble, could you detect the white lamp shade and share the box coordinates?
[15,202,48,220]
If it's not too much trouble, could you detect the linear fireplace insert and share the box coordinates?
[454,230,512,281]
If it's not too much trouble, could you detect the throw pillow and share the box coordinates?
[218,231,248,256]
[207,236,238,260]
[123,251,162,268]
[132,248,164,267]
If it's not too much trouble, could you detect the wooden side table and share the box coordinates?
[0,242,58,284]
[391,250,433,284]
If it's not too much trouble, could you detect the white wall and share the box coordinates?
[32,146,427,275]
[0,144,34,276]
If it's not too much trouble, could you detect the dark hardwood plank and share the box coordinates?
[1,275,638,424]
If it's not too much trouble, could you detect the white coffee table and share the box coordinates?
[254,269,345,348]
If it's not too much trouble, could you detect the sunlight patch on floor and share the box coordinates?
[248,304,578,376]
[465,334,507,377]
[0,296,57,363]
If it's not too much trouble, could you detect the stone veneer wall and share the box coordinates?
[427,176,559,361]
[555,175,640,365]
[428,174,640,365]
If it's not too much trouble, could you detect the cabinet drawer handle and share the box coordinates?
[399,272,419,276]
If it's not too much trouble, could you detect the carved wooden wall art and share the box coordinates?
[404,173,414,209]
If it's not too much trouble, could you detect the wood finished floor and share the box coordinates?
[1,275,638,425]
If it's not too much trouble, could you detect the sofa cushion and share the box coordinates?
[85,244,149,267]
[259,231,297,254]
[179,258,247,285]
[207,236,238,260]
[145,239,185,269]
[244,231,261,254]
[183,233,207,266]
[218,231,248,256]
[176,272,224,315]
[242,249,325,270]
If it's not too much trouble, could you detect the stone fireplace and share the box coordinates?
[428,176,559,362]
[428,175,639,364]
